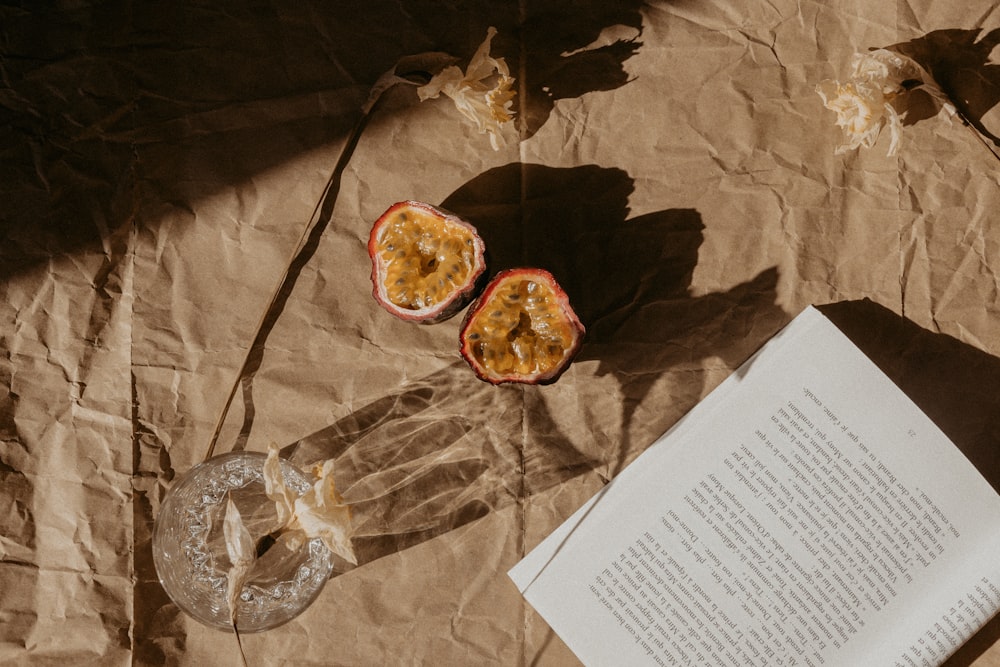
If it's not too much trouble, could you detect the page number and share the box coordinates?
[907,429,917,438]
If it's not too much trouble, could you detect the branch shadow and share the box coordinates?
[886,28,1000,147]
[229,108,373,455]
[818,299,1000,667]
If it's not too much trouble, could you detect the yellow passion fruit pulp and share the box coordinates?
[460,268,585,385]
[369,201,487,323]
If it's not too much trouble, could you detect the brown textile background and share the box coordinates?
[2,0,999,664]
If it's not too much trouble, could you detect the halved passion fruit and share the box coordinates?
[459,268,585,385]
[369,201,487,323]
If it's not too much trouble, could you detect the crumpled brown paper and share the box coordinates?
[2,0,1000,665]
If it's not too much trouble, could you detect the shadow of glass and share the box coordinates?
[283,360,596,564]
[886,28,1000,147]
[819,299,1000,494]
[818,298,1000,667]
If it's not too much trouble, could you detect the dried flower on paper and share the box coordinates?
[816,48,954,156]
[263,443,358,565]
[417,26,517,150]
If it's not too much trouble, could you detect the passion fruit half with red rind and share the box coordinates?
[369,201,487,323]
[459,268,585,385]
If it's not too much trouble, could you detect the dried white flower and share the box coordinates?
[417,27,517,150]
[223,498,256,625]
[263,443,358,565]
[816,48,954,156]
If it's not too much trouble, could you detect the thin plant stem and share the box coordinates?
[202,107,372,462]
[234,623,249,667]
[202,74,428,463]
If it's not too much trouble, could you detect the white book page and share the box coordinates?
[510,306,1000,667]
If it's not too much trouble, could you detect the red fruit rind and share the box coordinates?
[460,268,585,385]
[369,201,487,323]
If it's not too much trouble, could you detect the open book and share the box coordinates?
[510,306,1000,667]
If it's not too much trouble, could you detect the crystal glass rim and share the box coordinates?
[151,450,334,632]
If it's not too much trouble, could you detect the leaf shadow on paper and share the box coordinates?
[886,28,1000,147]
[282,162,785,567]
[819,298,1000,667]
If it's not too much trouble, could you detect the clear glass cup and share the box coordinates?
[152,451,334,632]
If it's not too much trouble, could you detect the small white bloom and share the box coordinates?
[263,444,297,527]
[263,443,358,565]
[417,27,517,150]
[292,460,355,564]
[816,49,954,156]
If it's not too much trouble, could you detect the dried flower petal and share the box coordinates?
[273,525,307,553]
[262,443,357,566]
[417,27,517,150]
[816,48,954,156]
[361,52,458,114]
[293,460,357,565]
[816,78,904,155]
[223,498,256,625]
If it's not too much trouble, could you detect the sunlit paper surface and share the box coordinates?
[2,1,1000,664]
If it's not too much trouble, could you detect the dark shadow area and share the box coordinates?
[886,29,1000,148]
[442,163,770,344]
[132,490,186,665]
[283,360,587,563]
[0,0,647,281]
[944,612,1000,667]
[819,299,1000,667]
[131,372,183,663]
[819,299,1000,495]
